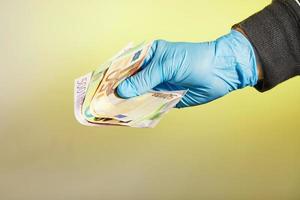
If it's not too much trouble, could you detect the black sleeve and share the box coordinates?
[233,0,300,92]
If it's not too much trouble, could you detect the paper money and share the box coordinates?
[74,42,186,128]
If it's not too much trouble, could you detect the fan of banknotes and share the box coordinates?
[74,42,186,128]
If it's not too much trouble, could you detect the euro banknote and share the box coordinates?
[74,42,186,128]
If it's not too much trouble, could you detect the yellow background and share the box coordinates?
[1,0,299,199]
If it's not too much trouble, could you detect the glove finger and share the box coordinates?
[117,40,168,98]
[175,100,189,109]
[116,60,163,98]
[175,88,205,108]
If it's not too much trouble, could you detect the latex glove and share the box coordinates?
[117,30,258,108]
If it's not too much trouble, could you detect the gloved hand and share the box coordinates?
[117,30,259,108]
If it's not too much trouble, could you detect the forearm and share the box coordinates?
[233,0,300,92]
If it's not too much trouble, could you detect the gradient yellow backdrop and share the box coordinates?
[1,0,299,199]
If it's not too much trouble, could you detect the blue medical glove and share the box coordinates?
[117,30,258,108]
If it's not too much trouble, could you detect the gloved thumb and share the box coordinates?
[116,60,163,98]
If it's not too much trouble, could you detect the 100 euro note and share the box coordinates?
[74,42,186,128]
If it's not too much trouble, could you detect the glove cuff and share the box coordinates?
[226,30,259,88]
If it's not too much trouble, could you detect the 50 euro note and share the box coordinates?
[74,72,186,127]
[74,42,186,128]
